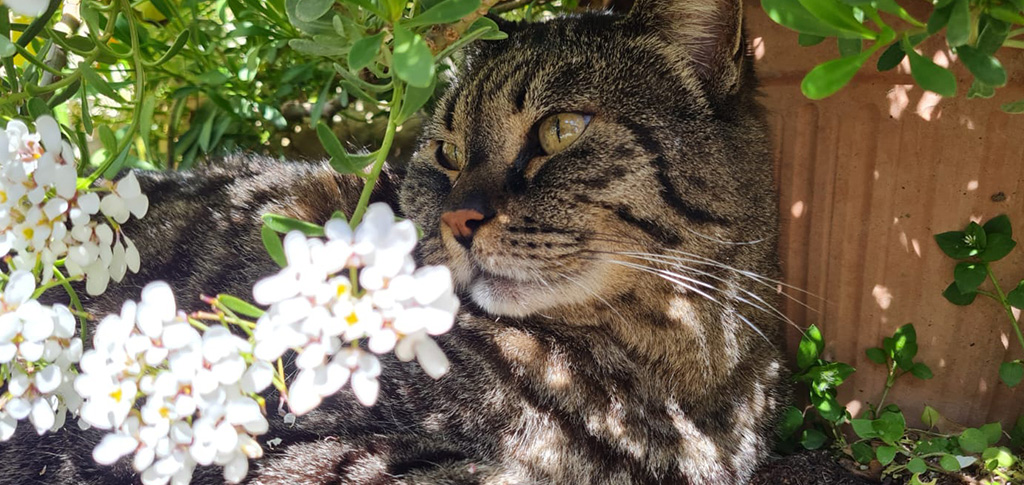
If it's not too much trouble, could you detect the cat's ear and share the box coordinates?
[628,0,747,98]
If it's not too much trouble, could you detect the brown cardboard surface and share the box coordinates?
[746,0,1024,426]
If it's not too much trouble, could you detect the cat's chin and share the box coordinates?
[468,274,562,318]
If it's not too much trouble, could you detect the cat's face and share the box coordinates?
[400,7,777,319]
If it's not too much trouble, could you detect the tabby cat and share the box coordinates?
[0,0,789,482]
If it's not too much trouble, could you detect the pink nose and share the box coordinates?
[441,209,486,239]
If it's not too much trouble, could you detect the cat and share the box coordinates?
[0,0,789,482]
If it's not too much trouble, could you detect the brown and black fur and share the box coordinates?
[0,0,789,482]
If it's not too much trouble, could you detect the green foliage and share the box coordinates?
[760,0,1024,110]
[779,322,1024,483]
[936,214,1024,388]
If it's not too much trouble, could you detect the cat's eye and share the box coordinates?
[438,141,463,171]
[538,113,591,155]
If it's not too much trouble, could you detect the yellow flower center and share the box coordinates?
[110,388,123,402]
[345,312,359,325]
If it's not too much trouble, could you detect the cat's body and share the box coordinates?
[0,0,790,482]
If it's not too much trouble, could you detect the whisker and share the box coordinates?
[617,253,801,333]
[682,227,767,246]
[604,259,770,343]
[552,267,629,327]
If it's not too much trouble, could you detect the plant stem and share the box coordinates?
[1004,40,1024,49]
[985,265,1024,354]
[349,80,404,227]
[874,360,899,418]
[52,267,88,342]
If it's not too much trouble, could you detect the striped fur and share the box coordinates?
[0,0,788,483]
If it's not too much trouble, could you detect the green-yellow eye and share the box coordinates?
[538,113,591,155]
[438,141,463,171]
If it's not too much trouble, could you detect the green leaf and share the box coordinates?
[851,418,879,439]
[954,262,987,292]
[316,121,372,174]
[396,75,437,124]
[1007,283,1024,309]
[261,213,326,237]
[873,410,906,445]
[801,428,827,450]
[289,38,348,57]
[957,46,1007,87]
[892,324,918,370]
[865,347,887,364]
[982,446,1016,468]
[999,361,1024,387]
[980,233,1016,262]
[921,405,942,428]
[797,324,824,369]
[798,33,827,46]
[967,80,996,99]
[906,457,928,474]
[761,0,852,37]
[902,37,956,96]
[98,124,117,153]
[801,50,871,99]
[966,221,987,249]
[217,294,266,318]
[467,16,507,40]
[837,37,862,56]
[939,454,961,471]
[151,30,189,66]
[777,406,804,438]
[980,422,1002,445]
[82,66,128,104]
[851,441,875,464]
[392,26,435,88]
[295,0,335,22]
[261,225,287,267]
[810,392,845,422]
[349,32,385,71]
[960,428,988,454]
[989,5,1024,25]
[403,0,481,27]
[983,214,1012,238]
[0,36,15,58]
[927,3,954,34]
[1010,416,1024,451]
[876,444,897,465]
[876,42,905,71]
[27,97,51,119]
[976,16,1010,55]
[1003,99,1024,114]
[946,0,971,46]
[942,281,977,306]
[934,231,973,259]
[910,363,934,380]
[795,0,877,38]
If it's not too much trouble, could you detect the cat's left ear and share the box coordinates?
[627,0,747,98]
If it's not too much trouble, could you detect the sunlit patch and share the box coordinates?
[790,200,805,218]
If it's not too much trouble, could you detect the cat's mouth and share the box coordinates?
[467,268,544,317]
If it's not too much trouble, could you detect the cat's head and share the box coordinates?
[400,0,778,319]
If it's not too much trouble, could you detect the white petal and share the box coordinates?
[100,194,130,224]
[367,328,397,355]
[42,198,69,220]
[35,364,63,393]
[51,304,76,338]
[240,361,274,394]
[85,263,110,296]
[123,235,141,273]
[350,372,379,407]
[0,413,17,441]
[134,445,156,473]
[29,398,55,434]
[223,453,249,484]
[5,270,35,305]
[414,338,450,379]
[324,218,353,242]
[54,164,77,199]
[116,172,142,198]
[19,340,44,361]
[8,371,30,396]
[141,281,177,323]
[94,433,139,465]
[252,270,299,306]
[35,116,62,151]
[128,195,149,219]
[77,192,100,214]
[7,397,32,419]
[109,241,127,282]
[0,342,17,364]
[0,313,22,341]
[285,371,321,416]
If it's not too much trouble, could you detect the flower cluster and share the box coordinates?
[1,116,147,295]
[252,203,458,414]
[0,270,83,440]
[76,281,271,485]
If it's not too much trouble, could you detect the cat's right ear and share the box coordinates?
[627,0,747,99]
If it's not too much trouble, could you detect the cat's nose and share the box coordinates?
[441,197,495,249]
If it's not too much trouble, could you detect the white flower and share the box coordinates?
[252,202,458,415]
[78,281,271,484]
[2,0,48,17]
[0,270,84,437]
[0,116,148,294]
